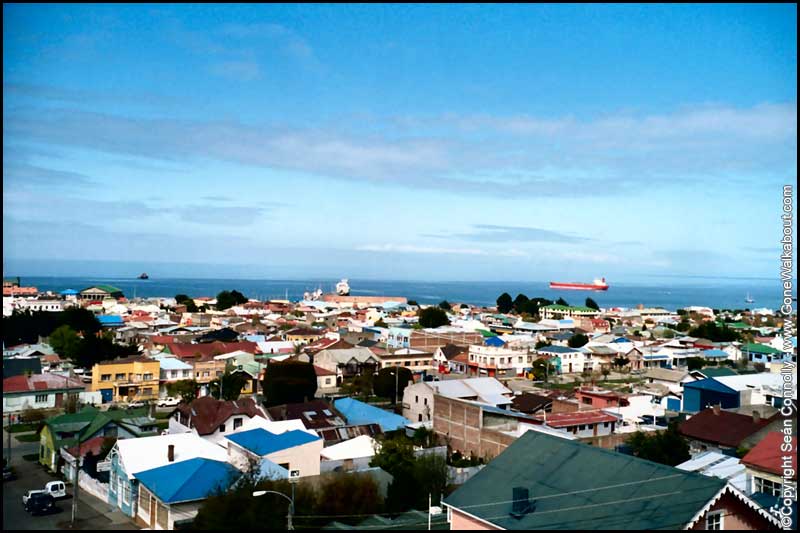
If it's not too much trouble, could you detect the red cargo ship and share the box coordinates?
[549,278,609,291]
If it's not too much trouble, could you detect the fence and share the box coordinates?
[78,470,109,502]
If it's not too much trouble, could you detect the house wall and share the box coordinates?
[551,399,581,413]
[402,382,433,423]
[683,386,739,414]
[432,395,516,460]
[689,491,775,530]
[264,439,323,477]
[3,388,84,413]
[108,449,138,517]
[91,359,160,402]
[449,509,502,530]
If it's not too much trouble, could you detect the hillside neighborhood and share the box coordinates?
[2,279,796,530]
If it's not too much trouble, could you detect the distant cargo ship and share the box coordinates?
[549,278,609,291]
[138,273,149,280]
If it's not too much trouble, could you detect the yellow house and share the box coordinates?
[91,356,160,403]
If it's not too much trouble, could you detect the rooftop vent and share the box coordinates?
[510,487,533,518]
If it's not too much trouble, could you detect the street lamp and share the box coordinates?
[253,489,294,530]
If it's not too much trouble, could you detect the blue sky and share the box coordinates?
[3,4,797,281]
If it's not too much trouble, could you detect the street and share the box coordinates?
[3,447,138,530]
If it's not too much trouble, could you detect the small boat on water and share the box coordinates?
[335,278,350,296]
[745,293,754,303]
[137,273,149,280]
[549,277,609,291]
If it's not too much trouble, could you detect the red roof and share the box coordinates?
[534,410,618,428]
[3,374,85,393]
[165,341,259,359]
[741,432,797,478]
[679,408,773,447]
[313,365,336,377]
[175,396,264,436]
[65,436,109,459]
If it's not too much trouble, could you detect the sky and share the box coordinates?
[3,3,797,282]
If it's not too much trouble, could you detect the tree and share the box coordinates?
[530,358,555,381]
[612,356,630,370]
[373,367,412,403]
[210,369,248,401]
[513,294,529,313]
[167,380,199,403]
[374,319,388,328]
[600,367,611,380]
[496,293,513,314]
[568,333,589,348]
[339,368,375,398]
[585,297,600,310]
[175,294,198,312]
[535,340,552,349]
[418,307,450,328]
[688,321,740,342]
[216,290,248,311]
[261,361,318,407]
[48,325,81,360]
[626,423,690,466]
[686,357,706,371]
[438,300,452,311]
[555,297,569,306]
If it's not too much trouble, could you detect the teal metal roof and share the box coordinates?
[443,431,726,530]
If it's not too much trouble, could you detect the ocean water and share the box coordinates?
[16,275,792,311]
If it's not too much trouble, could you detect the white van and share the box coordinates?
[22,481,66,504]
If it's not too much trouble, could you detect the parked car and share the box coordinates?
[24,492,57,516]
[157,396,180,408]
[3,464,16,482]
[127,400,146,408]
[22,481,66,504]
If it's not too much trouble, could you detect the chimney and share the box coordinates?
[510,487,532,518]
[712,404,721,415]
[168,444,175,462]
[752,410,761,424]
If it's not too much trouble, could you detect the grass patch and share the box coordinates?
[22,453,39,462]
[154,411,173,420]
[155,420,169,430]
[15,433,41,443]
[6,422,40,433]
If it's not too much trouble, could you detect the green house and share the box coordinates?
[39,407,157,473]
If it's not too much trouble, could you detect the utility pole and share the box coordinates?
[428,493,432,530]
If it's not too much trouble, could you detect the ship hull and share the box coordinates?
[549,282,608,291]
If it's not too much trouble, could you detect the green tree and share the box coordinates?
[48,325,81,360]
[167,380,200,403]
[261,361,318,407]
[626,423,690,466]
[496,293,513,314]
[513,294,529,312]
[339,368,375,398]
[216,290,248,311]
[210,369,248,401]
[175,294,198,312]
[555,297,569,306]
[530,357,555,381]
[568,333,589,348]
[373,367,412,403]
[374,319,388,328]
[612,356,630,370]
[534,340,552,349]
[688,322,740,342]
[585,297,600,310]
[438,300,452,311]
[418,307,450,328]
[686,357,706,371]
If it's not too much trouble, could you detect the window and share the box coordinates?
[122,482,131,505]
[754,477,782,497]
[705,511,723,530]
[101,374,111,381]
[325,378,332,385]
[234,418,243,430]
[518,356,523,363]
[35,394,48,403]
[415,396,419,404]
[115,373,126,380]
[219,423,226,433]
[418,414,423,422]
[424,398,428,406]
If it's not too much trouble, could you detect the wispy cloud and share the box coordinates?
[356,244,528,257]
[3,102,795,198]
[3,161,95,189]
[426,224,591,243]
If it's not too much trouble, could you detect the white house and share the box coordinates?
[225,427,323,478]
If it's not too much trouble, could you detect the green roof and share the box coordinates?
[542,304,598,313]
[45,407,151,447]
[82,284,123,294]
[443,431,726,530]
[717,321,753,330]
[741,342,782,355]
[322,510,449,530]
[477,329,498,338]
[698,367,738,378]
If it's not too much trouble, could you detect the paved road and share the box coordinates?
[3,454,137,530]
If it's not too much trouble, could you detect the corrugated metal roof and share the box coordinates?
[134,457,240,504]
[225,428,320,456]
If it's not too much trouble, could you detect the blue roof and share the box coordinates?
[258,458,290,480]
[333,397,410,432]
[225,428,320,456]
[610,337,633,343]
[134,458,240,504]
[484,336,506,347]
[60,289,79,295]
[97,315,124,325]
[701,349,729,358]
[643,354,670,360]
[683,378,737,394]
[155,357,193,370]
[537,345,578,354]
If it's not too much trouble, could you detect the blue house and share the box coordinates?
[334,397,410,432]
[134,457,240,529]
[682,378,740,414]
[483,336,506,348]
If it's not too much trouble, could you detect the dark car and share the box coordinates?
[24,492,57,516]
[3,465,16,481]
